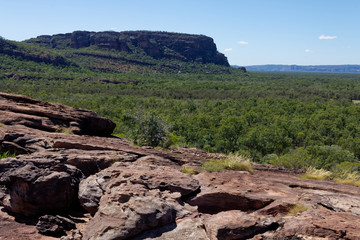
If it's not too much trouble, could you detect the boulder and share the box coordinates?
[203,211,279,240]
[132,216,209,240]
[36,215,76,236]
[83,189,189,240]
[79,161,199,239]
[79,161,200,214]
[60,229,83,240]
[0,158,84,216]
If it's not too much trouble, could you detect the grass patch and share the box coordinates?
[55,126,74,134]
[181,166,197,175]
[202,155,253,173]
[334,172,360,187]
[300,167,332,181]
[287,203,308,216]
[299,165,360,188]
[0,151,16,159]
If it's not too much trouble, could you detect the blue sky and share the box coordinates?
[1,0,359,65]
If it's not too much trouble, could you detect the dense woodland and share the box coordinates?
[2,35,360,174]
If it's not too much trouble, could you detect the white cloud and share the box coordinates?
[224,48,233,52]
[237,41,249,45]
[318,35,337,40]
[305,49,314,53]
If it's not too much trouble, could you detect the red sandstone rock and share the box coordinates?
[0,92,115,136]
[2,92,360,239]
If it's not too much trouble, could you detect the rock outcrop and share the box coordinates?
[0,92,115,137]
[2,92,360,239]
[26,31,229,66]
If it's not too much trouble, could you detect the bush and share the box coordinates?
[270,148,314,169]
[271,145,357,170]
[331,161,360,178]
[308,145,357,170]
[132,113,171,147]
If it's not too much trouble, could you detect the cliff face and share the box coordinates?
[27,31,229,66]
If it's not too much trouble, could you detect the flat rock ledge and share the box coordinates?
[1,92,360,239]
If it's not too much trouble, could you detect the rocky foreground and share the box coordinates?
[1,92,360,240]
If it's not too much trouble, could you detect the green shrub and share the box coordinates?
[270,148,314,169]
[132,113,171,147]
[307,145,357,170]
[331,161,360,178]
[262,153,279,164]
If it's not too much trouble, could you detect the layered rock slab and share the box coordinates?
[0,92,115,136]
[79,161,200,240]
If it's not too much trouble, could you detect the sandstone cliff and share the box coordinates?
[1,92,360,240]
[26,31,229,66]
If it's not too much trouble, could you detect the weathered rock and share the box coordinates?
[187,171,279,214]
[60,229,83,240]
[0,206,58,240]
[36,215,76,236]
[83,189,191,240]
[79,161,199,239]
[0,158,84,216]
[0,92,115,136]
[79,161,199,215]
[132,217,209,240]
[203,210,279,240]
[264,206,360,239]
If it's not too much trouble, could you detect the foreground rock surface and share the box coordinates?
[2,92,360,239]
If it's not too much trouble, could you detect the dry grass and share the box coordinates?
[181,166,197,175]
[300,166,360,188]
[55,126,74,134]
[287,203,308,216]
[203,154,253,173]
[334,172,360,187]
[300,167,332,181]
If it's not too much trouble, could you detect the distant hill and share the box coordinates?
[26,30,229,65]
[0,31,234,75]
[243,65,360,73]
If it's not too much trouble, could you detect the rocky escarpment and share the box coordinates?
[2,92,360,239]
[26,31,229,66]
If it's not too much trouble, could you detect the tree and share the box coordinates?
[132,112,170,147]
